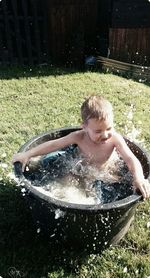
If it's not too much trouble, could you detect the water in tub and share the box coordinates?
[28,147,132,205]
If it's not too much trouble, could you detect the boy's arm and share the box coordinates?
[12,131,79,172]
[114,133,150,199]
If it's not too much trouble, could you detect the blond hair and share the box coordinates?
[81,95,113,123]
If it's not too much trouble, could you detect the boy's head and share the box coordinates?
[81,95,113,124]
[81,96,114,144]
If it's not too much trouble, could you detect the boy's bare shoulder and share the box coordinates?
[69,129,85,141]
[112,131,126,146]
[113,131,123,140]
[65,129,84,145]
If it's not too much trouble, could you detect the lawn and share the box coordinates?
[0,66,150,278]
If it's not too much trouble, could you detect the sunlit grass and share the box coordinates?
[0,66,150,277]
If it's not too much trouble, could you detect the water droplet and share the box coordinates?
[146,222,150,228]
[50,233,55,238]
[21,188,26,193]
[55,209,65,219]
[37,228,41,233]
[123,266,128,273]
[0,163,8,169]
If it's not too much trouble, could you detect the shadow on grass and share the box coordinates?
[0,64,149,87]
[0,65,84,80]
[0,181,87,278]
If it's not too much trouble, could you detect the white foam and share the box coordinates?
[33,150,127,205]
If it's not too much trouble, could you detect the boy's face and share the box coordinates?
[83,117,114,144]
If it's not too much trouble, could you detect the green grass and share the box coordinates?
[0,66,150,277]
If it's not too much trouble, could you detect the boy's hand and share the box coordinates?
[12,152,30,172]
[133,179,150,200]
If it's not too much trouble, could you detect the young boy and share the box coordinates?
[12,95,150,199]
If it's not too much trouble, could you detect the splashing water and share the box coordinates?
[32,148,132,205]
[124,104,145,145]
[15,106,145,206]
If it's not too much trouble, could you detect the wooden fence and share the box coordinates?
[109,0,150,66]
[47,0,98,66]
[0,0,98,66]
[0,0,149,66]
[109,28,150,66]
[0,0,49,65]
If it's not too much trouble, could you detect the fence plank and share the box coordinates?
[0,32,4,64]
[11,0,23,64]
[2,0,13,63]
[0,4,5,64]
[21,0,33,65]
[31,0,41,64]
[41,0,50,63]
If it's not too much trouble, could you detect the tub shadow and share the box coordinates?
[0,180,87,278]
